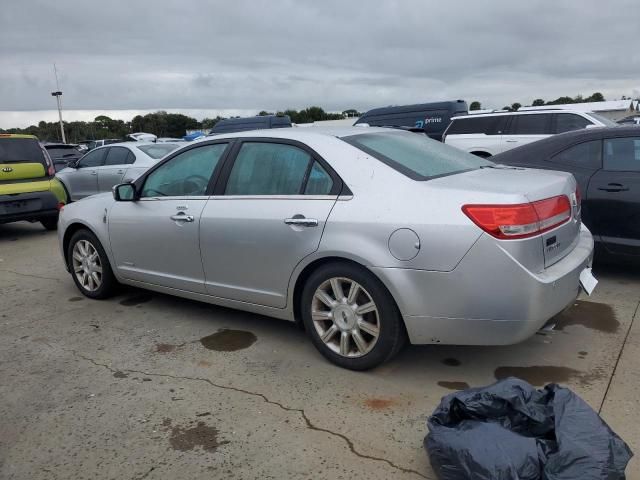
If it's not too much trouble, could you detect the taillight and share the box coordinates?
[574,187,581,216]
[57,202,65,211]
[462,195,571,240]
[48,165,55,176]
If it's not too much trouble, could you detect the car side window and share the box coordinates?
[555,114,592,134]
[509,114,551,135]
[125,151,136,164]
[225,142,313,195]
[78,149,105,168]
[550,140,602,169]
[141,143,227,197]
[446,116,506,135]
[104,147,130,166]
[304,161,333,195]
[603,137,640,172]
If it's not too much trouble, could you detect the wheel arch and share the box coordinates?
[62,222,100,265]
[290,255,403,330]
[470,150,492,158]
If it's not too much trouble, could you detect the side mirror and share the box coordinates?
[67,159,79,168]
[113,183,136,201]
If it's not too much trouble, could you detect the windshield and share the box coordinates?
[342,131,493,180]
[136,143,180,159]
[588,112,617,127]
[0,138,46,164]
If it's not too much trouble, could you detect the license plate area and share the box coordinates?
[0,199,41,215]
[579,267,598,296]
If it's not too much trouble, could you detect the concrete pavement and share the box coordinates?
[1,221,638,479]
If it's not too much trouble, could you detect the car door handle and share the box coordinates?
[598,183,629,192]
[284,217,318,227]
[170,213,195,222]
[116,169,125,174]
[505,139,518,143]
[91,171,97,175]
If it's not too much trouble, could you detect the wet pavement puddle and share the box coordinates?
[200,329,257,352]
[553,300,619,333]
[437,381,470,390]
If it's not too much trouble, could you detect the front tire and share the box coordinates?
[67,229,117,299]
[300,262,406,370]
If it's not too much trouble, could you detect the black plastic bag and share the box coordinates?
[425,377,632,480]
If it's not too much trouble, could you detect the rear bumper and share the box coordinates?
[372,225,594,345]
[0,191,60,224]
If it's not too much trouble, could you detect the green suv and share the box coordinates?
[0,134,68,230]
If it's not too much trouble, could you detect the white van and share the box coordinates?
[443,109,616,157]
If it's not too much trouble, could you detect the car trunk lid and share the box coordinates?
[430,165,580,272]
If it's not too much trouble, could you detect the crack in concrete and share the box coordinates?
[134,465,156,480]
[73,351,429,479]
[598,300,640,414]
[0,269,65,283]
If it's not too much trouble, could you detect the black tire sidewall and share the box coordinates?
[67,229,116,299]
[41,216,58,230]
[300,262,403,370]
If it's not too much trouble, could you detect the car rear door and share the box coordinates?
[587,135,640,255]
[97,146,134,192]
[108,142,230,292]
[200,139,340,308]
[65,148,105,200]
[502,113,552,152]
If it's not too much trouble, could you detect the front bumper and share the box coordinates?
[372,225,594,345]
[0,190,60,224]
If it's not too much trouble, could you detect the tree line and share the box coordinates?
[469,92,608,112]
[0,107,363,143]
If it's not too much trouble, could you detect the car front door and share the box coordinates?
[108,142,230,292]
[97,147,134,192]
[66,148,105,200]
[587,136,640,255]
[200,140,340,308]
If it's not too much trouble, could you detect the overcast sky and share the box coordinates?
[1,0,639,127]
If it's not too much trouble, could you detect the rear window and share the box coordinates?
[0,138,46,164]
[44,147,81,159]
[343,131,492,180]
[137,144,180,159]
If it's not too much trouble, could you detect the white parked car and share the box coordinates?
[56,142,180,201]
[126,132,158,142]
[444,109,617,157]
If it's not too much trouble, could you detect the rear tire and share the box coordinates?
[300,262,406,370]
[67,229,117,299]
[40,217,58,231]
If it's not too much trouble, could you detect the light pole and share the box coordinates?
[51,91,66,144]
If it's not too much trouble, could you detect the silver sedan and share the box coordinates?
[57,127,594,370]
[56,142,180,201]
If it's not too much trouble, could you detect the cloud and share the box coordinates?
[1,0,639,127]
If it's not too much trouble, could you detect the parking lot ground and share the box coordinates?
[1,221,639,479]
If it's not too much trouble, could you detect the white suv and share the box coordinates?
[443,109,617,157]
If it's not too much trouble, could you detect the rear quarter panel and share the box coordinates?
[297,137,484,272]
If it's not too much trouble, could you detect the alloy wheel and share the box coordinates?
[72,239,103,292]
[311,277,380,358]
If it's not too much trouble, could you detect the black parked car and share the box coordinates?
[494,126,640,257]
[43,143,84,172]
